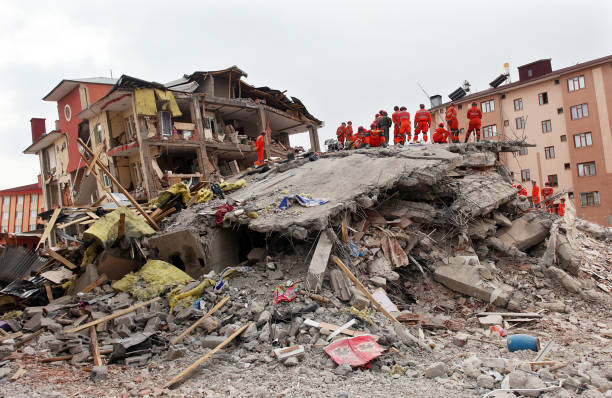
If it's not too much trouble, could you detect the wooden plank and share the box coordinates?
[57,216,91,229]
[117,213,126,240]
[85,144,104,177]
[303,319,376,339]
[80,274,109,294]
[164,322,251,389]
[172,296,229,344]
[66,297,160,333]
[86,211,100,220]
[36,208,61,250]
[305,229,334,291]
[153,207,176,222]
[45,248,77,270]
[15,329,43,347]
[78,138,160,231]
[331,256,399,323]
[45,285,53,303]
[89,326,102,366]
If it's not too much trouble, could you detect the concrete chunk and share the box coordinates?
[497,214,551,251]
[305,229,334,293]
[330,269,351,301]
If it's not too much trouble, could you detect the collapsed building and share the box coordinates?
[1,142,611,396]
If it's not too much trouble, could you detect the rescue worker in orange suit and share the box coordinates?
[366,128,386,148]
[445,102,459,143]
[354,126,368,149]
[336,122,347,149]
[392,106,401,143]
[557,198,566,217]
[542,182,554,213]
[254,131,266,166]
[433,123,450,143]
[372,113,381,130]
[413,104,431,142]
[531,180,540,208]
[396,106,411,144]
[346,121,354,141]
[517,184,527,197]
[466,102,483,142]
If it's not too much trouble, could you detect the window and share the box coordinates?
[95,124,103,144]
[544,146,555,159]
[580,191,600,206]
[481,100,495,113]
[102,173,112,187]
[516,117,525,129]
[527,69,533,77]
[557,107,563,114]
[538,92,548,105]
[503,120,509,126]
[521,169,530,182]
[30,209,37,220]
[17,195,24,204]
[574,132,592,148]
[564,163,571,170]
[30,194,38,206]
[561,135,567,142]
[568,75,585,92]
[15,225,21,233]
[29,224,36,231]
[2,196,8,208]
[554,79,560,85]
[514,98,523,111]
[482,125,497,138]
[570,103,589,120]
[2,212,8,220]
[64,104,72,122]
[541,120,552,133]
[16,210,22,219]
[547,175,558,187]
[519,147,528,156]
[158,111,172,138]
[577,161,596,177]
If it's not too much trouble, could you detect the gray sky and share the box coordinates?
[1,0,610,190]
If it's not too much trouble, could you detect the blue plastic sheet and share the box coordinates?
[279,195,329,210]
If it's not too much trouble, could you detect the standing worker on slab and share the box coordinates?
[413,104,431,143]
[557,198,566,217]
[254,131,266,166]
[542,182,554,213]
[433,123,450,143]
[336,122,347,150]
[531,180,541,208]
[346,121,354,142]
[465,101,482,142]
[392,106,401,144]
[378,110,392,144]
[445,102,459,143]
[396,106,411,144]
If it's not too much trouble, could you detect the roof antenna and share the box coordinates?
[417,82,430,99]
[110,69,113,79]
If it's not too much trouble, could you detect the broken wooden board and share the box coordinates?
[172,296,229,344]
[36,208,61,250]
[45,248,77,270]
[66,297,160,333]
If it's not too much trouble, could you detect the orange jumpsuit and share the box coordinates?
[397,110,411,143]
[532,184,540,207]
[254,134,265,165]
[414,109,431,142]
[336,125,346,146]
[519,187,527,196]
[558,202,565,217]
[392,111,401,137]
[433,127,450,143]
[445,106,459,142]
[466,106,483,141]
[542,186,554,213]
[346,125,353,139]
[367,129,386,147]
[354,130,367,148]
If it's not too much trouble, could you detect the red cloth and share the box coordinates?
[532,184,540,205]
[215,204,234,225]
[324,335,384,366]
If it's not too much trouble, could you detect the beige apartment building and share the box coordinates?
[430,55,612,226]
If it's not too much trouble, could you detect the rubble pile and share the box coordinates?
[0,142,611,397]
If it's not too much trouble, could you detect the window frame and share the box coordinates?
[513,98,523,111]
[580,191,600,207]
[17,195,24,205]
[568,75,585,92]
[541,119,552,133]
[547,174,558,187]
[481,99,495,113]
[482,124,497,138]
[570,103,589,120]
[577,161,596,177]
[538,92,548,105]
[544,146,555,159]
[521,169,530,182]
[573,132,592,148]
[515,116,525,129]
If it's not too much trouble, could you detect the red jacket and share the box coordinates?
[542,186,554,198]
[558,203,565,216]
[445,106,457,121]
[532,184,540,198]
[433,127,449,143]
[467,106,482,121]
[346,125,353,137]
[392,111,401,125]
[255,134,265,151]
[414,109,431,124]
[367,130,385,147]
[336,126,346,138]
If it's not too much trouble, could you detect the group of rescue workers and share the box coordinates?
[336,101,486,150]
[514,180,566,216]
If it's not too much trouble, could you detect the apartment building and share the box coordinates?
[0,182,44,235]
[430,55,612,225]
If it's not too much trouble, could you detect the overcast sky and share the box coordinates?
[0,0,610,190]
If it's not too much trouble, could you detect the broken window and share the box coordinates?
[158,111,172,138]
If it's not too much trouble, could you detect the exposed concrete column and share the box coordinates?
[308,125,321,152]
[191,96,209,180]
[130,95,154,198]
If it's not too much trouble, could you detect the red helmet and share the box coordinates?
[561,198,565,202]
[439,123,444,127]
[358,126,364,131]
[375,114,380,117]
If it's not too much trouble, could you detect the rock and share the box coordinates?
[334,363,352,376]
[477,374,495,389]
[351,293,369,310]
[497,213,551,251]
[425,362,447,378]
[250,301,265,315]
[283,357,299,367]
[523,374,546,396]
[479,315,504,325]
[143,317,161,332]
[369,276,386,288]
[114,314,135,329]
[0,367,12,379]
[493,212,512,228]
[453,333,469,347]
[241,323,259,342]
[434,264,513,307]
[166,347,186,360]
[482,358,505,373]
[257,310,271,325]
[40,317,62,333]
[508,371,528,389]
[247,247,267,262]
[546,267,582,293]
[71,351,89,365]
[23,313,42,332]
[266,262,276,271]
[202,335,226,349]
[91,366,108,382]
[539,301,567,313]
[394,324,419,346]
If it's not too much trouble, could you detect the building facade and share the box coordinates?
[23,78,117,210]
[0,183,44,236]
[430,55,612,225]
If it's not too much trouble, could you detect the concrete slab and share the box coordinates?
[305,229,334,292]
[497,214,551,251]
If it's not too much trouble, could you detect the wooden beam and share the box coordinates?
[45,285,53,303]
[85,144,104,177]
[192,96,210,180]
[78,138,160,231]
[66,297,160,333]
[131,96,154,196]
[153,207,176,222]
[331,256,398,323]
[45,248,77,270]
[80,274,109,294]
[172,296,229,344]
[57,216,91,229]
[0,332,23,342]
[89,326,102,366]
[36,208,61,250]
[164,322,251,389]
